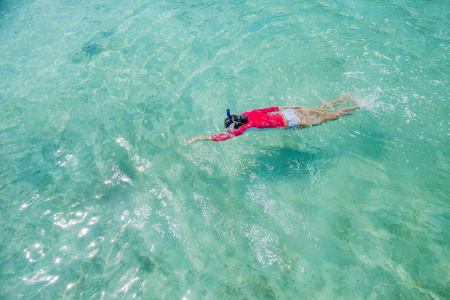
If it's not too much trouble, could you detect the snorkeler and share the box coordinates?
[183,95,359,145]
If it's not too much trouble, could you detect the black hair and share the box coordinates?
[224,114,248,129]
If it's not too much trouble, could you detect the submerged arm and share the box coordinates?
[211,124,250,142]
[184,123,250,145]
[183,136,212,145]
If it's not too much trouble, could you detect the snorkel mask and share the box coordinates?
[225,109,246,132]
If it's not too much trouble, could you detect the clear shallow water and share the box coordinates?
[0,0,448,298]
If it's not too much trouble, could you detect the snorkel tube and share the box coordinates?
[226,108,246,123]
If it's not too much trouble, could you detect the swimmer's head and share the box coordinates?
[225,114,248,131]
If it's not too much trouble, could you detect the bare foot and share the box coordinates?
[338,106,359,115]
[329,94,354,106]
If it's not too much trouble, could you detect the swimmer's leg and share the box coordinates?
[318,107,358,122]
[295,110,338,127]
[322,112,340,121]
[295,105,358,127]
[330,94,353,105]
[318,94,354,110]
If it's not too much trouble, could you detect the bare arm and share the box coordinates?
[183,136,212,145]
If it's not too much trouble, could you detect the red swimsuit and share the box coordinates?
[211,107,285,141]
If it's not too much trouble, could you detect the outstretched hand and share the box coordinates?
[183,136,212,145]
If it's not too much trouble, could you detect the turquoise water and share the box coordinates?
[0,0,449,298]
